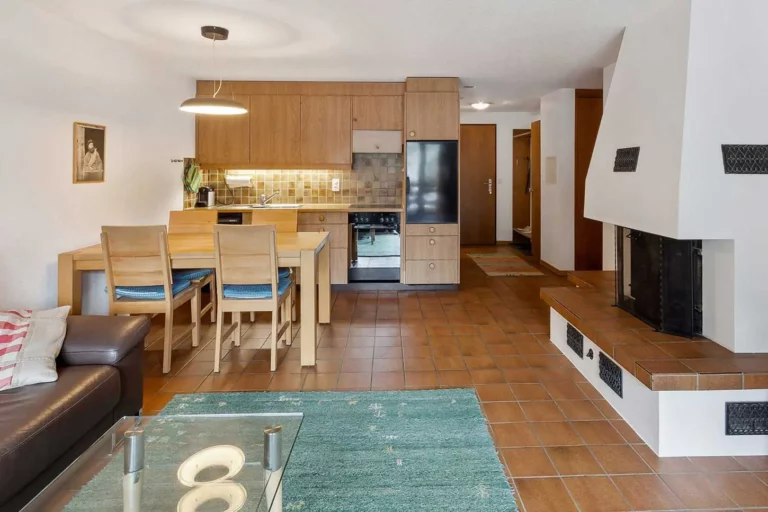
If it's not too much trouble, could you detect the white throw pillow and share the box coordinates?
[0,306,70,391]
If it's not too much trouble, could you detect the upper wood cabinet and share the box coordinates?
[405,92,459,140]
[300,95,352,166]
[352,96,403,130]
[249,95,301,166]
[196,95,251,165]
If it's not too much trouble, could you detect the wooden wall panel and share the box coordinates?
[574,91,604,270]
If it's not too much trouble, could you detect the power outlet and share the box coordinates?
[331,178,340,192]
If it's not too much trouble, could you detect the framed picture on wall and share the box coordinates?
[73,122,106,183]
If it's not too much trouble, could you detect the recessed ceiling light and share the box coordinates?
[471,101,491,110]
[462,85,476,89]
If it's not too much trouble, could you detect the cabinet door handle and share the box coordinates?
[428,227,436,233]
[319,228,326,232]
[428,263,435,270]
[319,215,325,222]
[429,239,436,245]
[409,131,416,137]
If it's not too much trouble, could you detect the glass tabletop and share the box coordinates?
[22,413,303,512]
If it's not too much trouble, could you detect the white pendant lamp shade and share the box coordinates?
[471,101,490,110]
[180,26,248,116]
[179,96,248,115]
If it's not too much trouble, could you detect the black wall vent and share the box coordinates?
[613,147,640,173]
[722,145,768,174]
[599,352,623,398]
[566,324,584,359]
[726,402,768,435]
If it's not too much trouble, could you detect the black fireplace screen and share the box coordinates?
[615,226,702,337]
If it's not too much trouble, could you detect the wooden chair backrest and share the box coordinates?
[214,225,278,299]
[169,210,217,235]
[250,209,298,233]
[101,225,172,299]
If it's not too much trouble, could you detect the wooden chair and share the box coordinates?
[250,210,298,322]
[101,225,203,374]
[168,210,217,323]
[213,225,294,372]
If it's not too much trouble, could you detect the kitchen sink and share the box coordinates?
[218,203,302,209]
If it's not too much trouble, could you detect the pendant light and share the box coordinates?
[180,26,248,116]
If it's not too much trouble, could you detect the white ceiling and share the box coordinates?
[29,0,668,111]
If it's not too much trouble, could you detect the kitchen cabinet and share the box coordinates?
[405,92,459,140]
[298,210,349,284]
[352,96,403,130]
[300,95,352,166]
[196,95,251,165]
[249,95,301,167]
[352,130,402,153]
[402,223,459,284]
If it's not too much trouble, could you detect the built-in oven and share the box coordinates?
[348,212,401,282]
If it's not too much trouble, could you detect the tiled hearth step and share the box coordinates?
[541,272,768,392]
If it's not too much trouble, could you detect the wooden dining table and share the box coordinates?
[57,231,331,366]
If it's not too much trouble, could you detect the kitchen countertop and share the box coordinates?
[193,204,403,213]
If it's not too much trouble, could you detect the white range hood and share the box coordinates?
[585,0,768,353]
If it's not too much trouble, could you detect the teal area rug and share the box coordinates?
[62,390,516,511]
[357,232,401,257]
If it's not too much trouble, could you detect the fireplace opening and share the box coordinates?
[615,226,703,337]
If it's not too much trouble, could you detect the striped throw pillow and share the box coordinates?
[0,306,70,391]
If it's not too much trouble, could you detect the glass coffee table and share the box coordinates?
[22,414,303,512]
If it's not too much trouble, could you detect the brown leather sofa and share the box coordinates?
[0,315,149,512]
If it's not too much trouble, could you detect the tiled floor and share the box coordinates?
[142,246,768,512]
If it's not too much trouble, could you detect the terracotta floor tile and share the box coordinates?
[691,456,745,473]
[143,392,175,412]
[520,401,566,422]
[341,358,373,373]
[515,478,578,512]
[464,356,497,370]
[708,472,768,507]
[487,344,520,356]
[563,476,631,512]
[502,447,557,477]
[371,372,405,390]
[434,357,466,371]
[431,345,462,358]
[734,456,768,471]
[470,369,506,384]
[347,336,375,347]
[160,375,208,393]
[494,355,529,368]
[230,373,272,391]
[403,346,433,358]
[543,381,588,400]
[493,423,541,448]
[557,400,605,421]
[661,473,737,509]
[484,402,526,423]
[302,373,339,391]
[576,381,602,399]
[313,359,342,374]
[437,370,472,388]
[374,336,403,347]
[268,373,305,391]
[531,422,583,446]
[509,383,551,400]
[475,384,515,402]
[502,368,540,383]
[372,358,403,372]
[592,400,621,420]
[609,420,644,444]
[337,372,372,390]
[590,445,652,474]
[195,373,240,393]
[404,371,438,389]
[571,421,625,445]
[373,347,402,359]
[611,474,683,511]
[404,358,436,372]
[316,347,345,360]
[344,347,374,359]
[547,446,604,476]
[175,361,214,376]
[633,444,697,473]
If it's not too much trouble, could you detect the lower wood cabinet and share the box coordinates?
[405,235,457,260]
[330,248,348,285]
[298,211,349,284]
[404,260,458,284]
[297,223,348,249]
[402,223,459,284]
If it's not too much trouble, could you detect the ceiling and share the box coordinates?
[29,0,668,111]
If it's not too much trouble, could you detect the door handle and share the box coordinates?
[487,179,493,195]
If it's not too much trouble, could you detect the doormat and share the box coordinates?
[468,253,544,277]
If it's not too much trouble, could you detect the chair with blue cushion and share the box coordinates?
[213,224,294,372]
[101,225,205,374]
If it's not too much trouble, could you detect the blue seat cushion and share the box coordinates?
[172,268,214,281]
[278,268,291,279]
[222,277,292,300]
[115,280,192,300]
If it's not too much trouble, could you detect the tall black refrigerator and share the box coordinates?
[405,141,459,224]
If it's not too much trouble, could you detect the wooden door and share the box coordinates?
[196,95,250,165]
[300,95,352,166]
[574,91,604,270]
[352,96,403,130]
[459,124,496,245]
[405,92,459,140]
[249,95,301,167]
[530,121,542,260]
[512,130,531,236]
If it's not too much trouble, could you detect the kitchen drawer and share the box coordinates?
[404,260,458,284]
[298,211,346,225]
[299,223,349,248]
[405,235,457,260]
[404,223,459,236]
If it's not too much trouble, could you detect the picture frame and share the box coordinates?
[73,122,106,183]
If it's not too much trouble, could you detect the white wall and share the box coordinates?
[540,89,576,271]
[0,1,195,310]
[601,63,617,271]
[461,112,534,242]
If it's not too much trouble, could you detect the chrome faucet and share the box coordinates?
[259,191,280,205]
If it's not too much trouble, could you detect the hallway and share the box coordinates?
[141,245,768,512]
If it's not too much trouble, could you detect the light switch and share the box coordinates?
[331,178,340,192]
